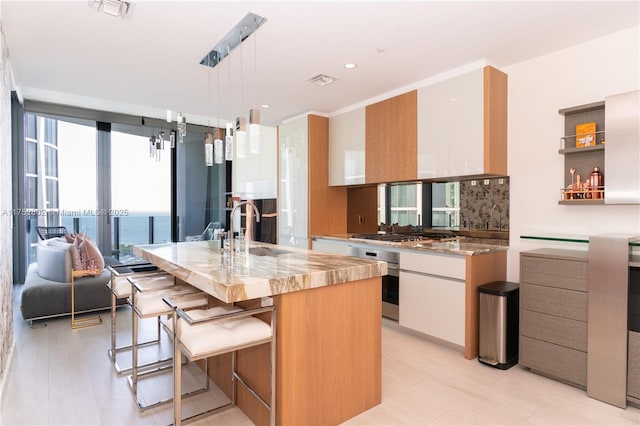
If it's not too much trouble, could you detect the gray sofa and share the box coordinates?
[20,238,125,322]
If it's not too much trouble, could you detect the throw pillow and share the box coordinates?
[77,237,105,274]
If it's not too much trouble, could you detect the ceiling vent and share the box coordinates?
[307,74,337,87]
[89,0,135,19]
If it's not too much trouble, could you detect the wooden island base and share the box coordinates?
[205,276,382,426]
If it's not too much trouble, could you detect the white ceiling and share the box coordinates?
[2,1,639,127]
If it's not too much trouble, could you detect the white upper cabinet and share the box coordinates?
[328,107,365,186]
[278,116,308,241]
[418,66,507,179]
[232,125,277,199]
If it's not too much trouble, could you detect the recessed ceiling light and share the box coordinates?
[376,47,385,53]
[344,63,357,69]
[261,104,271,109]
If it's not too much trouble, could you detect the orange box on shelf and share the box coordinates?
[576,122,596,148]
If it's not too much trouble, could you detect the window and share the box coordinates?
[432,182,460,228]
[389,183,422,226]
[26,142,37,174]
[111,129,171,262]
[43,118,57,145]
[26,114,37,139]
[57,120,97,239]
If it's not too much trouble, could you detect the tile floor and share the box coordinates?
[1,284,639,425]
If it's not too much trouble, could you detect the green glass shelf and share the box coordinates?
[522,235,640,246]
[520,234,589,244]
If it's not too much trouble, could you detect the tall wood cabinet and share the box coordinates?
[278,114,347,249]
[365,91,417,184]
[417,66,507,179]
[519,249,589,387]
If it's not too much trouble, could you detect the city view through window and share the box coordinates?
[27,115,171,264]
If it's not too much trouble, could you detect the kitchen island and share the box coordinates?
[134,240,387,426]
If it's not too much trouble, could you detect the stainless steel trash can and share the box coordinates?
[478,281,519,369]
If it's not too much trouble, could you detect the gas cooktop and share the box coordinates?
[350,231,461,243]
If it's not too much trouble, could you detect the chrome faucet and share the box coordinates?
[229,201,261,256]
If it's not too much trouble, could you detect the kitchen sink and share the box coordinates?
[248,247,293,257]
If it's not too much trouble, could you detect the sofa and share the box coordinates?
[20,237,126,322]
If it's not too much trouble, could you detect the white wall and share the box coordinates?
[504,26,640,282]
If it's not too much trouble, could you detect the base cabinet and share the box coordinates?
[311,238,351,256]
[519,249,589,388]
[399,252,465,347]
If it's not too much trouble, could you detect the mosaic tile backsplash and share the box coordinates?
[460,177,509,231]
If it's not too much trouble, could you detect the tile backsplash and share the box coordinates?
[460,177,509,231]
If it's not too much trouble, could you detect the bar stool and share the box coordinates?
[128,274,209,411]
[106,266,173,375]
[164,297,276,426]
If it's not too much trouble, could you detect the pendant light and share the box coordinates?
[204,132,214,167]
[225,42,234,161]
[249,15,261,154]
[236,116,247,158]
[214,67,224,164]
[214,128,224,164]
[235,30,247,159]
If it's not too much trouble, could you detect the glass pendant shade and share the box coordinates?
[249,108,261,154]
[225,122,234,161]
[213,128,223,164]
[235,117,247,159]
[249,123,260,154]
[204,132,214,167]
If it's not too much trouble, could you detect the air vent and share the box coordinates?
[89,0,135,19]
[307,74,337,87]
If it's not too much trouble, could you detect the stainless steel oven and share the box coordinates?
[349,246,400,321]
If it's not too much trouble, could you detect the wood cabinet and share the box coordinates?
[417,66,507,179]
[346,186,378,234]
[278,114,347,249]
[329,107,365,186]
[365,91,417,183]
[519,249,589,387]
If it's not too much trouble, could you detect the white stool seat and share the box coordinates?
[112,274,175,298]
[135,288,207,318]
[167,301,276,426]
[132,274,176,292]
[180,315,272,358]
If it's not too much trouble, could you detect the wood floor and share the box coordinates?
[2,284,639,425]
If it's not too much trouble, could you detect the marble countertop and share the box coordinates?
[313,234,509,256]
[133,241,387,303]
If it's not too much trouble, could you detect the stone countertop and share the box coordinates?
[133,241,387,303]
[312,234,509,256]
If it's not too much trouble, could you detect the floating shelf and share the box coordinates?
[558,199,605,205]
[558,100,605,116]
[558,144,605,154]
